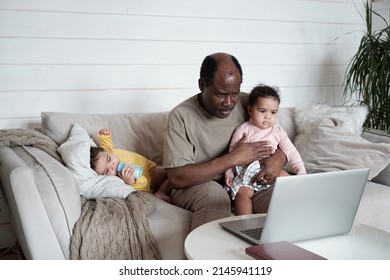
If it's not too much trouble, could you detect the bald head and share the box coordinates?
[199,52,243,87]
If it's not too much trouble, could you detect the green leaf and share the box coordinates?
[343,1,390,132]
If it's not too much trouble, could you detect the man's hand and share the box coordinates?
[251,149,286,185]
[230,133,274,166]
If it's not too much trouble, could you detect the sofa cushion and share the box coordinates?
[41,112,168,165]
[294,103,368,136]
[354,181,390,231]
[278,107,296,141]
[295,118,390,180]
[146,194,192,259]
[363,129,390,186]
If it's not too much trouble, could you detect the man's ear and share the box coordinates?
[198,78,205,91]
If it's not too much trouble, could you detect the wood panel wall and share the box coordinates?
[0,0,366,128]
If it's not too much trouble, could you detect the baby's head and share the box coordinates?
[248,84,281,129]
[90,147,120,176]
[248,84,280,107]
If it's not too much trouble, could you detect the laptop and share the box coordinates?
[219,168,370,245]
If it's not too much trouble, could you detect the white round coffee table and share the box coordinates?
[184,214,390,260]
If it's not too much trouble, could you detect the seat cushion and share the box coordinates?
[146,194,192,259]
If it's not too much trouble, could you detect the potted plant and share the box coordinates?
[343,1,390,133]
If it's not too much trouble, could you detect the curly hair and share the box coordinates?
[248,84,281,106]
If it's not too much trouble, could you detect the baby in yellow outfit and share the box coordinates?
[90,128,171,203]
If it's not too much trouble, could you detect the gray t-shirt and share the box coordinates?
[163,93,248,179]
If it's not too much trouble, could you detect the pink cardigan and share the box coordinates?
[226,120,306,178]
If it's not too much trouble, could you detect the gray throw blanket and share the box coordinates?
[0,128,63,162]
[70,191,162,260]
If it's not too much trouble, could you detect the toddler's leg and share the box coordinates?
[151,166,172,203]
[235,186,255,215]
[154,180,172,203]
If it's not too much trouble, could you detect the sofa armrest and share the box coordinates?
[362,129,390,187]
[0,146,81,259]
[0,147,63,259]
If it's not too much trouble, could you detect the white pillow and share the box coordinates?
[295,118,390,180]
[294,103,368,137]
[57,123,135,199]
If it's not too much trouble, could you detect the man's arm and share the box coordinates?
[167,135,274,189]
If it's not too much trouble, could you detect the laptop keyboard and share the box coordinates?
[241,227,263,240]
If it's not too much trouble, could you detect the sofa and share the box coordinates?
[0,106,390,260]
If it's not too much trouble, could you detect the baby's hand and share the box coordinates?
[118,165,136,185]
[98,128,111,136]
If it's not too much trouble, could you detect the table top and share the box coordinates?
[184,214,390,260]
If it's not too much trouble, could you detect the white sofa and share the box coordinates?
[0,107,390,260]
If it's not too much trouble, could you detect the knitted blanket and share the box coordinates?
[0,128,63,162]
[1,128,160,259]
[70,191,162,260]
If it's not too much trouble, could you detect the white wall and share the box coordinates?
[373,1,390,28]
[0,0,366,129]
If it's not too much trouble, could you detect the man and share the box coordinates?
[163,52,286,230]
